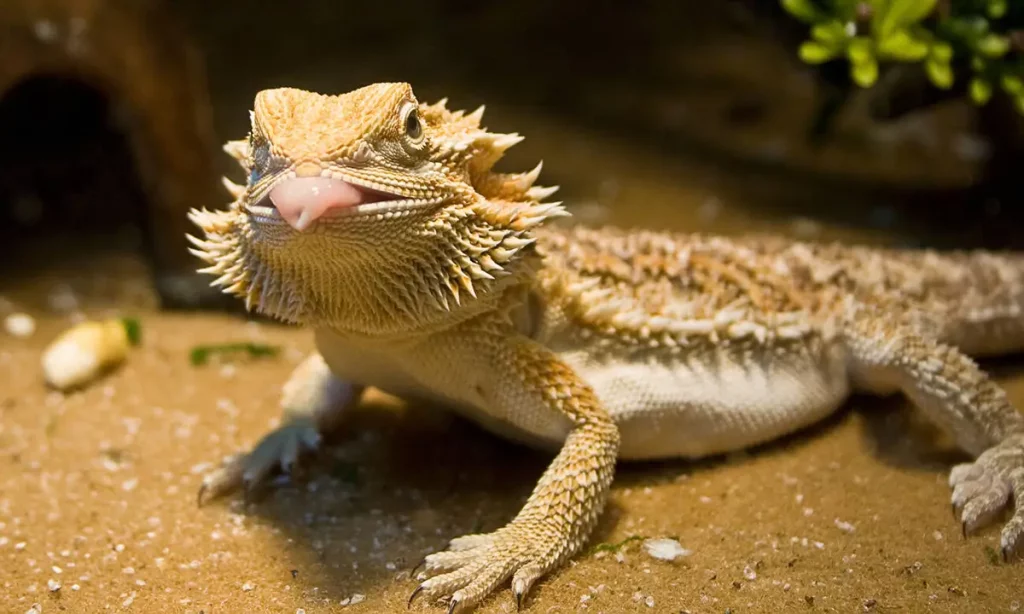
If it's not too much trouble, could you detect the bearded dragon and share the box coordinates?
[187,82,1024,612]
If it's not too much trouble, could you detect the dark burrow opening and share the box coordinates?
[0,75,153,290]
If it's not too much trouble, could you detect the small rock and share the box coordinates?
[834,518,856,533]
[4,313,36,338]
[642,538,692,561]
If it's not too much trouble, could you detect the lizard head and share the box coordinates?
[187,83,565,335]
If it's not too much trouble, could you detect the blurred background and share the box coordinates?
[1,0,1022,309]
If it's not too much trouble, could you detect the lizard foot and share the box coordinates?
[409,522,566,612]
[949,434,1024,561]
[198,416,321,505]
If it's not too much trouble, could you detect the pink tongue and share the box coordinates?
[269,177,366,231]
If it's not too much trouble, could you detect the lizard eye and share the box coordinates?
[403,104,423,142]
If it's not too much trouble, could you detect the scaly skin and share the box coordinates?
[187,83,1024,611]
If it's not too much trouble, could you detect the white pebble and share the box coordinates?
[834,518,856,533]
[743,565,757,580]
[642,538,692,561]
[47,579,60,592]
[645,596,655,608]
[5,313,36,338]
[241,582,255,591]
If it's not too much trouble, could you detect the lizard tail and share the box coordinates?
[918,248,1024,356]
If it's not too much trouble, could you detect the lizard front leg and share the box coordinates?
[845,308,1024,560]
[199,351,364,503]
[410,334,620,612]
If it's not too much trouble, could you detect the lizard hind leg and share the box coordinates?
[198,351,364,503]
[845,307,1024,560]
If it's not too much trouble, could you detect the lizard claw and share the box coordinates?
[948,434,1024,557]
[407,585,424,609]
[198,417,322,504]
[410,556,428,579]
[412,522,562,612]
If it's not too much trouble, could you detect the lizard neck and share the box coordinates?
[211,201,545,339]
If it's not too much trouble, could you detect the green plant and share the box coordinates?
[783,0,1024,113]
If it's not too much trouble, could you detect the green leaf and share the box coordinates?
[781,0,824,23]
[1001,74,1024,96]
[987,0,1007,18]
[930,41,953,63]
[847,37,874,64]
[800,40,839,63]
[926,57,954,89]
[951,16,991,42]
[811,20,850,47]
[873,0,938,40]
[976,34,1010,58]
[969,78,993,104]
[876,29,930,61]
[851,56,880,87]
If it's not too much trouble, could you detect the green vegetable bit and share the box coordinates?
[189,342,281,366]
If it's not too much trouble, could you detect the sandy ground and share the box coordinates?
[2,239,1024,614]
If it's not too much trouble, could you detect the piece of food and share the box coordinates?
[188,342,280,366]
[41,318,141,390]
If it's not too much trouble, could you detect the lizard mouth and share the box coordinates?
[246,176,435,232]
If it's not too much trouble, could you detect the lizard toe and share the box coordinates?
[1000,467,1024,561]
[198,417,322,504]
[413,522,566,611]
[949,435,1024,546]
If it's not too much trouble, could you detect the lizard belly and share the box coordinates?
[559,346,851,460]
[313,328,575,450]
